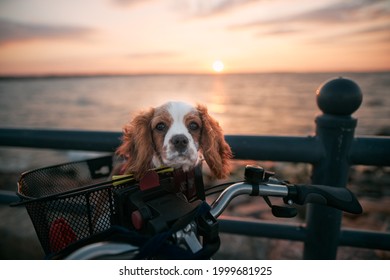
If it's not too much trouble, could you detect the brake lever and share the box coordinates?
[263,196,297,218]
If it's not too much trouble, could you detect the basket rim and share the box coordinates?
[17,155,114,194]
[13,167,175,206]
[12,156,194,207]
[18,155,113,180]
[12,174,137,207]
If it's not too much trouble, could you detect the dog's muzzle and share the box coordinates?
[170,134,189,154]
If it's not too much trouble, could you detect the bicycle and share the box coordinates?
[13,156,362,259]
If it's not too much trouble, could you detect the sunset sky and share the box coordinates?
[0,0,389,75]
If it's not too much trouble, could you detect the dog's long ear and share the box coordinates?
[116,108,155,179]
[197,104,233,179]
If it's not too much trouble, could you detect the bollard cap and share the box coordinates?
[316,77,362,115]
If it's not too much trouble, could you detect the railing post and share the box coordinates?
[304,77,363,259]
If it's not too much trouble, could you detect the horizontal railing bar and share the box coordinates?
[219,216,307,241]
[0,190,19,204]
[349,136,390,166]
[339,227,390,251]
[226,135,322,163]
[218,217,390,251]
[1,128,389,166]
[0,128,323,162]
[0,128,121,152]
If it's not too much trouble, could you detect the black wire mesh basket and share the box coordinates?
[16,156,131,255]
[15,154,214,257]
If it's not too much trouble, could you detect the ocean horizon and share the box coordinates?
[1,70,389,79]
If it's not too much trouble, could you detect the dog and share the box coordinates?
[115,101,233,180]
[91,101,232,233]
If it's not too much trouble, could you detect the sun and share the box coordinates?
[212,60,224,73]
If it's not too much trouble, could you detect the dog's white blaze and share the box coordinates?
[162,101,200,169]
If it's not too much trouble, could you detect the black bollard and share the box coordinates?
[303,77,363,259]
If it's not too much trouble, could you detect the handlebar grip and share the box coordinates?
[292,185,363,214]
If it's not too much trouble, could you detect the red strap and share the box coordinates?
[139,170,160,191]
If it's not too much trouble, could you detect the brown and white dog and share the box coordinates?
[115,101,232,180]
[92,101,232,232]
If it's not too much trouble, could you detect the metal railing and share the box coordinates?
[0,77,389,259]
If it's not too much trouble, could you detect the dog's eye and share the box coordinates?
[155,122,167,131]
[188,121,199,131]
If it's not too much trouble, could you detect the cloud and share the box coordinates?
[111,0,155,7]
[0,19,94,45]
[228,0,390,47]
[291,0,390,24]
[111,0,264,17]
[310,22,390,44]
[257,27,302,36]
[126,51,180,59]
[231,0,390,29]
[173,0,262,17]
[355,23,390,36]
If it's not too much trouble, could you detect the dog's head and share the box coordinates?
[116,101,232,179]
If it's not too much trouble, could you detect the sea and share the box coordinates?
[0,72,389,173]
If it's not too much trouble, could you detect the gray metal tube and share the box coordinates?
[210,182,288,218]
[210,183,253,218]
[65,242,138,260]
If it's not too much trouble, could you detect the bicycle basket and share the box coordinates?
[15,156,131,255]
[15,156,208,257]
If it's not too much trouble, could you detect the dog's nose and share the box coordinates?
[171,134,189,153]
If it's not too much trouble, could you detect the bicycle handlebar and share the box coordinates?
[210,180,362,218]
[209,182,289,217]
